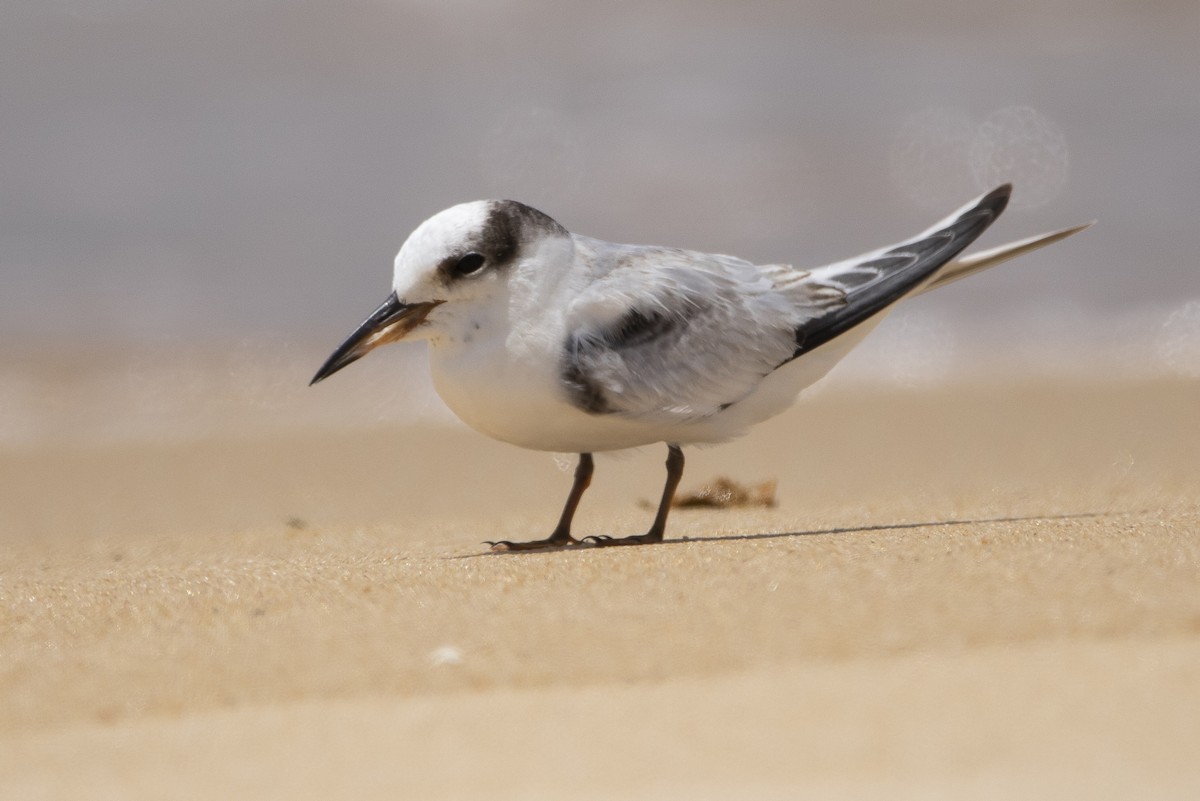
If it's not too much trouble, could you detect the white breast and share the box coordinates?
[422,255,653,452]
[429,330,664,453]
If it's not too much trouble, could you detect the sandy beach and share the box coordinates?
[2,374,1198,799]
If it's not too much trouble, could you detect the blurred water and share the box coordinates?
[1,0,1198,441]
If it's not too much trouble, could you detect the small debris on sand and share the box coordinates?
[641,477,778,510]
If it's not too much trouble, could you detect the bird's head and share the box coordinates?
[310,199,568,385]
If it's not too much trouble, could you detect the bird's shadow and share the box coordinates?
[461,509,1120,558]
[675,509,1114,545]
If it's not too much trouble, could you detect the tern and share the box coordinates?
[311,184,1090,550]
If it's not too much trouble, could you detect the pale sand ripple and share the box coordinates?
[3,639,1199,800]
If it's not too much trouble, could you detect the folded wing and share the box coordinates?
[559,185,1013,423]
[560,249,830,422]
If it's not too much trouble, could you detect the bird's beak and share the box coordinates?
[310,292,442,385]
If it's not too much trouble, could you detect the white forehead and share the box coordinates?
[395,200,493,270]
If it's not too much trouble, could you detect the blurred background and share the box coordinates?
[2,0,1198,444]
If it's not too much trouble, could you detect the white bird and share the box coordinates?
[311,184,1090,550]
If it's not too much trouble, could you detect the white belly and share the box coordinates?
[428,334,659,453]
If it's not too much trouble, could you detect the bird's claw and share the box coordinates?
[485,536,578,553]
[584,533,662,547]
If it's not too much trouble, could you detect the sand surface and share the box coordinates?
[2,376,1199,798]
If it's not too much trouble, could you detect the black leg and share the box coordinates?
[488,453,593,551]
[550,453,594,541]
[588,444,683,547]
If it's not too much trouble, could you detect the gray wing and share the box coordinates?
[560,248,840,423]
[789,184,1010,360]
[559,184,1010,423]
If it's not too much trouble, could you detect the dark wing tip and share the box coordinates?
[980,183,1012,217]
[786,185,1014,363]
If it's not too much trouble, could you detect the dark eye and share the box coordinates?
[451,252,486,277]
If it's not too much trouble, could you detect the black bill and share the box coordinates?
[310,292,441,385]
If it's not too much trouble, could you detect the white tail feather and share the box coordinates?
[918,221,1095,295]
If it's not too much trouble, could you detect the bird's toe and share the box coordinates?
[486,535,579,553]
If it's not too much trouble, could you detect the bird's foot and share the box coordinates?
[486,534,580,552]
[583,532,664,548]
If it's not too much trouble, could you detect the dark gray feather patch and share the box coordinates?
[789,184,1010,359]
